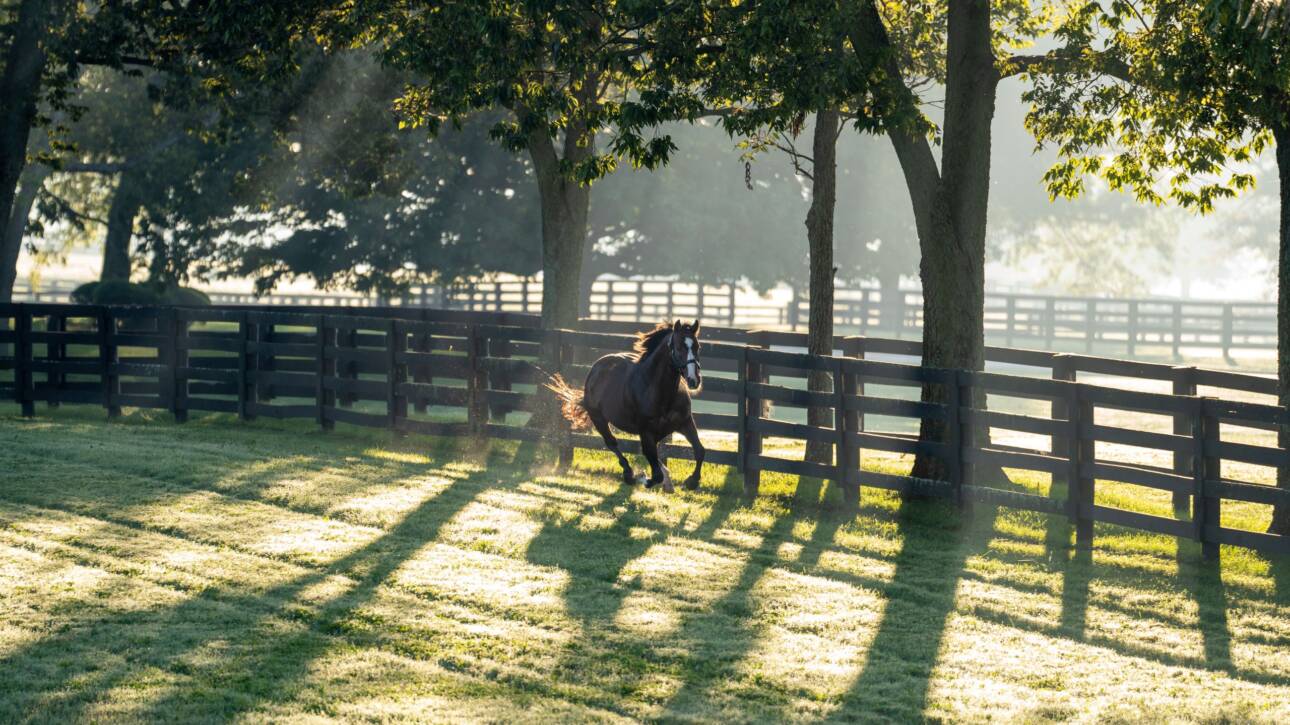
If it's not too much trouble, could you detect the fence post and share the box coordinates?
[46,311,64,408]
[1221,304,1234,362]
[743,337,766,497]
[1050,354,1075,510]
[15,304,32,417]
[1085,300,1096,354]
[467,324,482,435]
[1045,297,1057,349]
[317,315,334,431]
[237,311,252,421]
[387,318,406,429]
[1172,301,1183,361]
[167,307,189,423]
[727,283,737,327]
[1127,300,1139,357]
[1074,385,1094,548]
[842,335,863,438]
[832,357,857,507]
[1171,366,1198,518]
[735,345,748,475]
[413,308,431,413]
[99,307,120,419]
[1195,397,1221,559]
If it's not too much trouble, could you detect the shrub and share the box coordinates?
[69,281,210,306]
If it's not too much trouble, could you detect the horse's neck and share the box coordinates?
[634,338,679,411]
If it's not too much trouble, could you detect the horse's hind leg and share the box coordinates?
[678,416,705,491]
[589,410,636,484]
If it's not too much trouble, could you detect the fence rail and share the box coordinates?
[14,278,1278,359]
[2,301,1286,559]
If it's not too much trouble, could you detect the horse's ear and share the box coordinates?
[673,319,682,332]
[692,319,701,334]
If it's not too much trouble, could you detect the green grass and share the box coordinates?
[2,408,1290,723]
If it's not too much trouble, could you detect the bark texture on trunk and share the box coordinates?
[0,0,62,303]
[1270,126,1290,536]
[101,171,143,282]
[852,0,997,482]
[806,109,840,465]
[528,124,592,329]
[0,161,49,303]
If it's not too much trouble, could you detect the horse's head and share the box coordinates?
[670,319,702,390]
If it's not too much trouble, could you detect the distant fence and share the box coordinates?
[14,278,1278,359]
[2,301,1287,559]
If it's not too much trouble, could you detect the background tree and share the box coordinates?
[231,53,541,296]
[1025,1,1290,532]
[332,1,693,326]
[844,0,1074,479]
[0,0,160,301]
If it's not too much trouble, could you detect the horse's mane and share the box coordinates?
[632,321,673,361]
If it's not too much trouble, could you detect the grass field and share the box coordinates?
[2,408,1290,723]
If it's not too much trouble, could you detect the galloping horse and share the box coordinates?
[547,320,705,492]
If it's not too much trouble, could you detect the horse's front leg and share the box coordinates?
[678,416,705,491]
[639,432,673,493]
[589,410,636,484]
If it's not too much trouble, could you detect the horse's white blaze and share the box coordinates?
[685,337,698,383]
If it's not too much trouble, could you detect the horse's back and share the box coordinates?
[583,353,635,407]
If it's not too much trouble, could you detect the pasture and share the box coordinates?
[2,408,1289,722]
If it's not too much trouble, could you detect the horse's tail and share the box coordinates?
[544,373,592,430]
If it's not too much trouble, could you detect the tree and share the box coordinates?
[638,1,894,464]
[1024,1,1290,533]
[0,0,68,301]
[230,54,542,296]
[0,0,160,301]
[843,0,1073,479]
[323,2,692,326]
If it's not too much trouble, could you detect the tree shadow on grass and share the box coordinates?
[0,440,540,722]
[828,498,999,722]
[1175,542,1232,672]
[1274,553,1290,607]
[654,482,808,719]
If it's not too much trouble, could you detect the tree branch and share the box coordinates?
[999,50,1132,83]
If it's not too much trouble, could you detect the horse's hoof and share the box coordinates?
[683,478,700,491]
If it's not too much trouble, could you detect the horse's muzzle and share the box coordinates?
[686,372,701,390]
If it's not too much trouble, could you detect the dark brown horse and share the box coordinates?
[547,320,705,492]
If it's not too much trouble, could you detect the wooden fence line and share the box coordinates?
[2,302,1287,560]
[15,277,1279,358]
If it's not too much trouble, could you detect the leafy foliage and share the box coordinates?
[1025,3,1275,212]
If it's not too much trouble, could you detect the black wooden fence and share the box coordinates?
[16,277,1278,358]
[2,302,1287,559]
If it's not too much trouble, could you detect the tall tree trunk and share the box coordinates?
[0,161,49,303]
[1269,126,1290,536]
[101,171,143,282]
[528,127,591,329]
[0,0,62,303]
[867,0,997,481]
[806,109,840,465]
